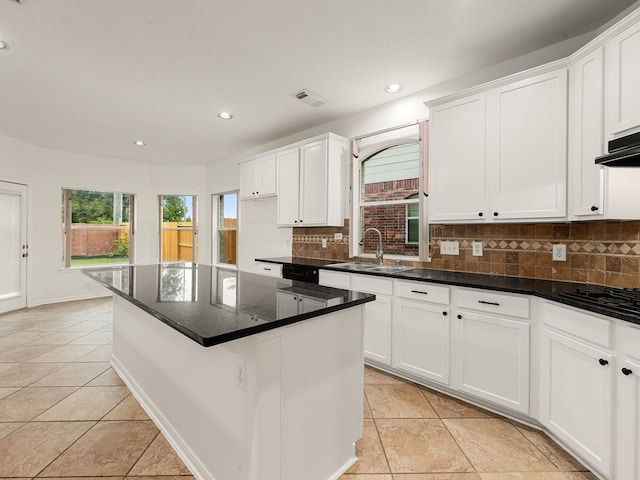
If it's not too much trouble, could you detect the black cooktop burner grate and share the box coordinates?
[559,287,640,318]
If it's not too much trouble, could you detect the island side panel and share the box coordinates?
[110,295,365,480]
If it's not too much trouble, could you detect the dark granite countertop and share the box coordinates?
[83,264,375,347]
[256,257,640,325]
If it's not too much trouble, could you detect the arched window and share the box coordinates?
[359,143,421,257]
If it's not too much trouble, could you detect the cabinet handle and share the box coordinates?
[299,219,303,223]
[478,300,500,306]
[598,358,609,366]
[590,206,599,212]
[478,212,483,217]
[493,212,499,217]
[256,191,259,195]
[457,314,462,319]
[294,220,298,223]
[442,311,448,316]
[299,298,303,302]
[411,290,429,295]
[622,367,633,375]
[263,267,271,271]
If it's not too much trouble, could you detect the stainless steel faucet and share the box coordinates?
[359,228,384,264]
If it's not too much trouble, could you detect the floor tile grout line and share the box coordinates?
[122,429,162,478]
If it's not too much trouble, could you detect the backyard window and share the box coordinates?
[214,191,238,266]
[358,143,421,257]
[159,195,198,263]
[62,189,135,268]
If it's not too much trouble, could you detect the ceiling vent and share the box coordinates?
[294,89,327,108]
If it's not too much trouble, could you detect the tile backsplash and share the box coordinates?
[292,220,640,288]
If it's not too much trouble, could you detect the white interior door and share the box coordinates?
[0,181,28,314]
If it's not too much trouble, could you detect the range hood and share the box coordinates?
[595,131,640,167]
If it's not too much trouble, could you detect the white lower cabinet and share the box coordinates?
[393,299,450,384]
[452,310,530,413]
[539,302,614,477]
[616,324,640,480]
[351,274,393,366]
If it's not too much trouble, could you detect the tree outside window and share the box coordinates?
[160,195,198,263]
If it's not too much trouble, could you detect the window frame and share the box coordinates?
[159,194,198,264]
[212,190,239,268]
[62,188,136,269]
[350,124,428,261]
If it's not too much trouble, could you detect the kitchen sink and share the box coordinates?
[329,262,376,271]
[329,263,416,274]
[368,265,417,274]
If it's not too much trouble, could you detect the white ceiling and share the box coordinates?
[0,0,637,165]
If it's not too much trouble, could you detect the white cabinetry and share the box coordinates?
[539,302,613,477]
[239,154,276,200]
[568,46,640,220]
[277,134,347,227]
[351,274,393,366]
[276,289,333,319]
[452,288,530,413]
[429,94,488,222]
[487,69,567,220]
[428,67,567,223]
[254,261,282,278]
[605,18,640,137]
[393,280,450,384]
[615,324,640,480]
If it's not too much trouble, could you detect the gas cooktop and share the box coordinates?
[559,287,640,319]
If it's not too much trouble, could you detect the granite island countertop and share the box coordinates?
[257,256,640,325]
[84,263,375,346]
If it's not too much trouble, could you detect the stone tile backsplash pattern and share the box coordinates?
[293,220,640,289]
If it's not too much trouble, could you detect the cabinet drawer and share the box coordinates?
[319,270,350,289]
[618,323,640,360]
[457,288,529,319]
[542,301,612,349]
[351,274,393,296]
[394,280,450,305]
[255,262,282,278]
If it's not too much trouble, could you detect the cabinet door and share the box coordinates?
[363,295,392,366]
[569,48,605,218]
[239,161,257,199]
[616,358,640,480]
[487,69,567,220]
[428,94,488,222]
[605,19,640,136]
[393,299,450,385]
[255,154,277,197]
[539,328,613,477]
[299,139,328,225]
[276,291,300,319]
[453,310,529,413]
[276,148,301,226]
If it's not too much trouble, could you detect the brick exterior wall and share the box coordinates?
[362,178,419,256]
[71,225,119,257]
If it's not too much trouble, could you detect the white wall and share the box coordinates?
[0,134,208,307]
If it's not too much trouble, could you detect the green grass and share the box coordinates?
[70,257,129,267]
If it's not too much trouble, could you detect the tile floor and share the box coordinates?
[0,298,597,480]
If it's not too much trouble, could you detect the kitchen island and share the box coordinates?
[84,264,375,480]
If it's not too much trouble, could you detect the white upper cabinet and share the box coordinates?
[429,94,488,222]
[428,67,568,223]
[569,47,606,218]
[276,133,347,227]
[239,154,277,200]
[487,69,567,221]
[605,18,640,138]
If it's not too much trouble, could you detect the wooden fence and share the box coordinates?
[162,222,194,262]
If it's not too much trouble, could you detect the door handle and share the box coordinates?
[22,253,28,258]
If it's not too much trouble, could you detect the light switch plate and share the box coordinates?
[334,233,343,240]
[472,241,483,256]
[321,238,327,248]
[441,241,460,255]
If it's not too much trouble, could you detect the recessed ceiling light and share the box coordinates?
[385,83,402,94]
[0,41,9,50]
[133,140,146,146]
[218,112,233,120]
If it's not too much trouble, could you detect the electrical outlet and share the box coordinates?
[472,241,483,257]
[236,357,247,391]
[552,244,567,261]
[321,238,327,248]
[441,241,460,255]
[334,233,343,240]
